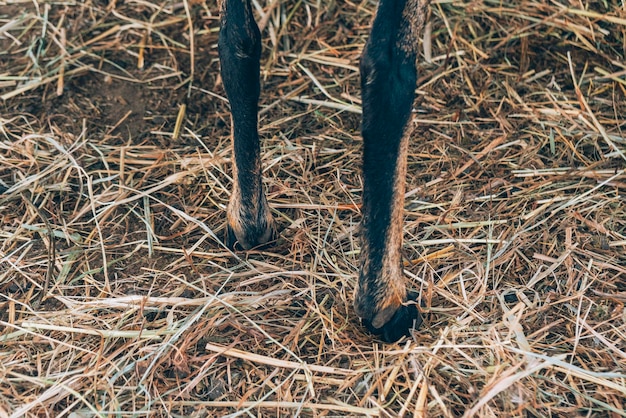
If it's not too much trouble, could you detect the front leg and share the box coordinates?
[218,0,275,250]
[354,0,429,342]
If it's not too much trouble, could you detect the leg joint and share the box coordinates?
[218,0,261,61]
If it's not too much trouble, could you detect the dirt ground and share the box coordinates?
[1,0,625,416]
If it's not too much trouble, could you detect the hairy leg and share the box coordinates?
[354,0,429,342]
[218,0,274,250]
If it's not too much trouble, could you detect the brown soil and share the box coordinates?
[1,1,625,417]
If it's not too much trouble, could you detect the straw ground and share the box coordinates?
[1,0,625,416]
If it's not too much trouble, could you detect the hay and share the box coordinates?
[1,0,625,416]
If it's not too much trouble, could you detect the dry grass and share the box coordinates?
[1,0,625,416]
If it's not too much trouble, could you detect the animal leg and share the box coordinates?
[218,0,274,250]
[354,0,429,342]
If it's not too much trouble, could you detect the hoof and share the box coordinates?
[362,291,422,343]
[225,219,275,250]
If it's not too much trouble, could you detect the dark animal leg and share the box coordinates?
[218,0,274,249]
[354,0,429,342]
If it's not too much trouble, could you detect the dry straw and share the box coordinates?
[1,0,625,416]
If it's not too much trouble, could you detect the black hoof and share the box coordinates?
[362,291,422,343]
[225,222,275,251]
[225,223,242,250]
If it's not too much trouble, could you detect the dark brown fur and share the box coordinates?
[219,0,430,341]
